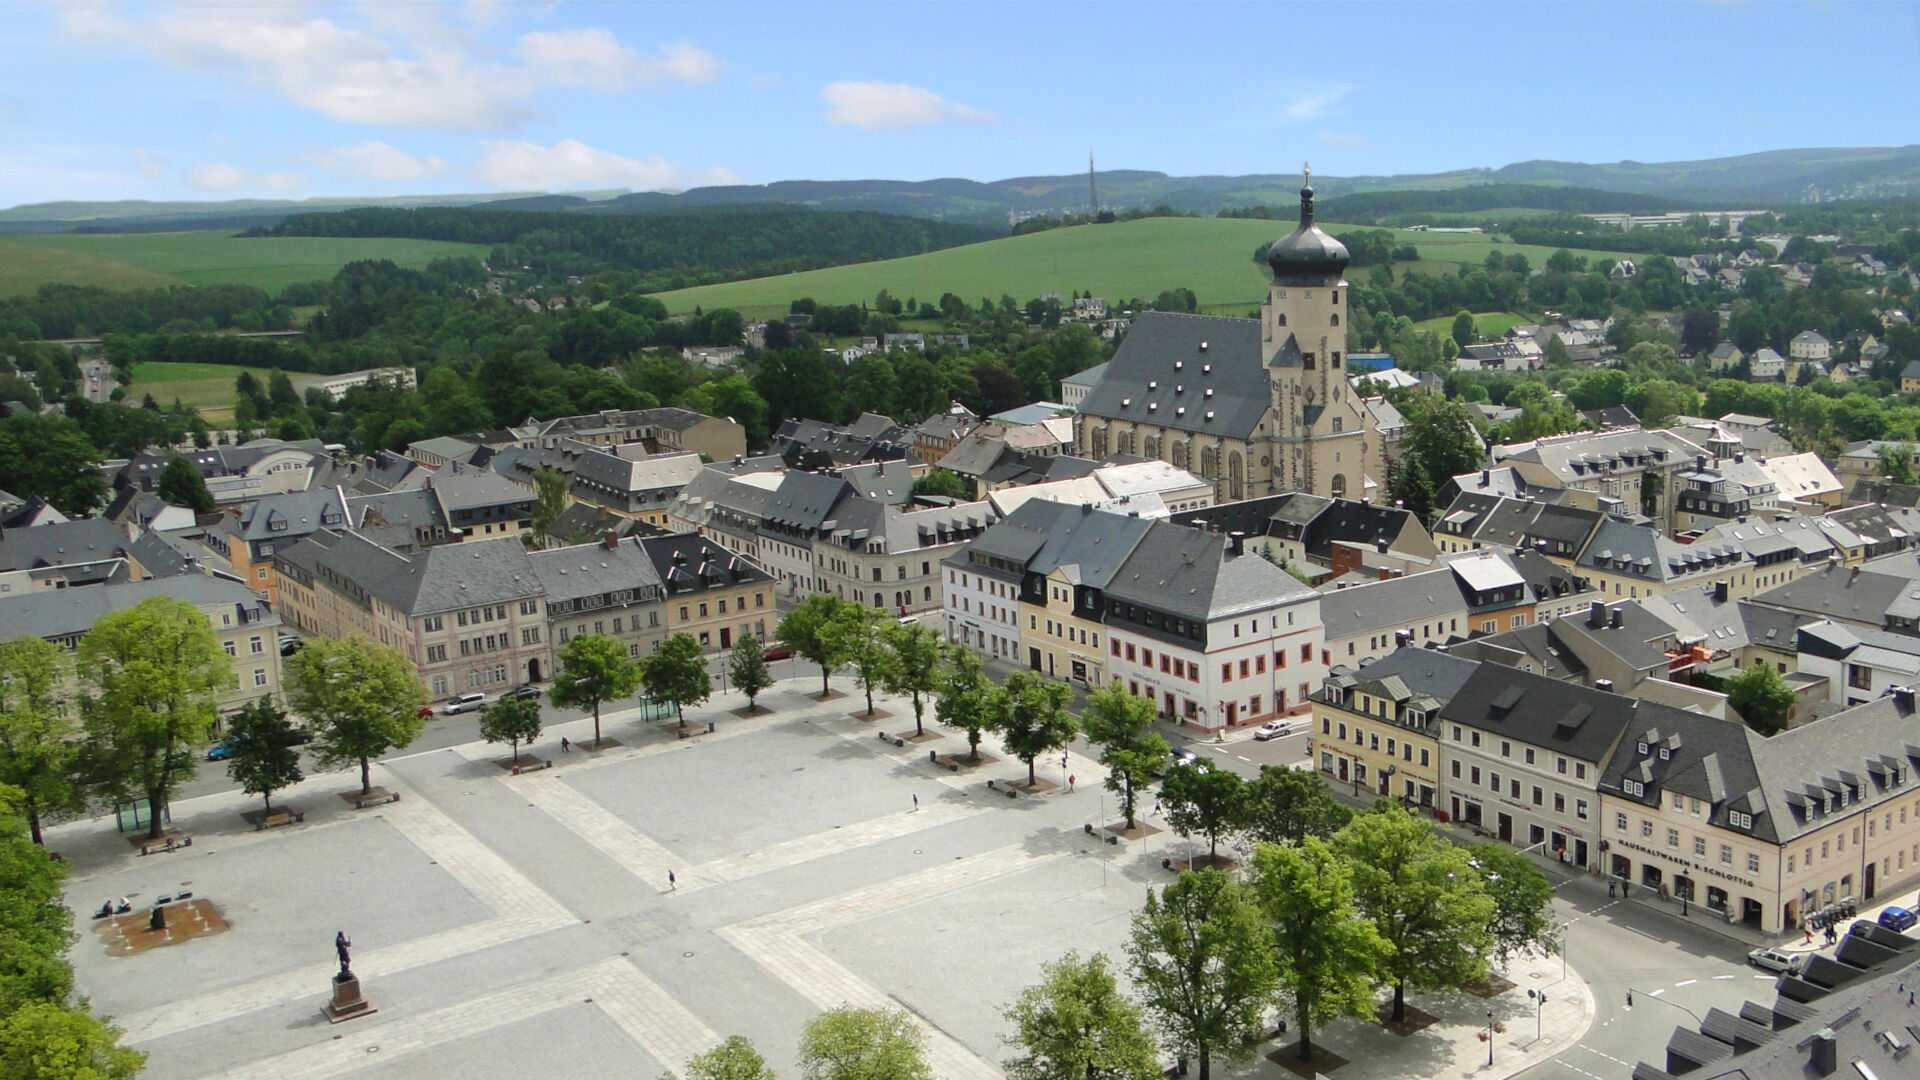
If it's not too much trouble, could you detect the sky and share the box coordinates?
[3,0,1917,208]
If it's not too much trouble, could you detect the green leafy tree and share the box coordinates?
[1078,684,1167,831]
[1241,765,1351,848]
[641,633,712,729]
[997,671,1076,787]
[1002,951,1160,1080]
[529,466,570,544]
[825,606,892,717]
[286,635,428,796]
[878,622,943,737]
[479,696,544,763]
[1726,660,1796,736]
[1878,443,1918,486]
[1126,870,1278,1080]
[1465,843,1559,968]
[935,645,997,763]
[79,596,230,839]
[1160,763,1250,863]
[1450,310,1476,348]
[0,1001,145,1080]
[1250,839,1389,1064]
[0,638,74,845]
[156,455,216,513]
[797,1005,933,1080]
[1335,805,1495,1023]
[549,633,644,747]
[223,698,304,813]
[680,1035,776,1080]
[777,594,857,696]
[910,468,966,499]
[0,414,108,518]
[728,634,773,711]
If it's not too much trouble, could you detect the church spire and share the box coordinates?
[1300,162,1314,226]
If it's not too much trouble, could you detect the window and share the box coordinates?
[1452,761,1462,779]
[1556,757,1567,775]
[1532,786,1544,806]
[249,636,264,654]
[1615,812,1628,831]
[1729,810,1752,829]
[1641,820,1653,838]
[1747,853,1761,873]
[1501,740,1511,758]
[1510,779,1520,798]
[223,641,237,657]
[424,615,444,631]
[1623,779,1643,797]
[1553,793,1565,812]
[520,599,537,615]
[1693,836,1706,856]
[1470,767,1481,785]
[1525,748,1535,765]
[679,606,689,621]
[1470,732,1481,748]
[1576,764,1587,780]
[1720,845,1733,865]
[1667,828,1680,848]
[1301,643,1312,663]
[253,669,268,687]
[1420,748,1430,767]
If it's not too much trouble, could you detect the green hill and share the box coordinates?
[647,217,1641,318]
[0,231,490,295]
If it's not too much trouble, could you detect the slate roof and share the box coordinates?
[0,518,128,572]
[1339,646,1481,705]
[760,471,852,534]
[1439,663,1640,765]
[1302,500,1420,561]
[1577,517,1745,585]
[1061,361,1108,391]
[0,573,277,643]
[947,500,1071,578]
[1448,622,1588,681]
[1320,569,1470,642]
[1074,311,1271,439]
[346,488,445,552]
[1106,520,1315,622]
[837,459,919,505]
[640,533,773,597]
[276,531,539,616]
[1023,503,1156,590]
[124,529,220,579]
[1751,564,1915,629]
[530,537,664,605]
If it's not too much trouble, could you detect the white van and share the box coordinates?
[440,693,487,715]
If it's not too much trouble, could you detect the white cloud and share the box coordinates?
[472,138,739,191]
[185,162,248,191]
[55,2,725,131]
[311,141,446,181]
[1316,131,1366,149]
[262,171,307,192]
[821,81,992,130]
[1283,84,1355,122]
[132,147,170,180]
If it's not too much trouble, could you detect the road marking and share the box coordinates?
[1675,979,1697,987]
[1714,974,1735,980]
[1651,988,1666,997]
[1574,1045,1633,1067]
[1755,974,1777,979]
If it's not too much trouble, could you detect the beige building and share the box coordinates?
[1073,175,1387,504]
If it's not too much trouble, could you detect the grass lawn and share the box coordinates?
[122,361,281,423]
[1413,311,1535,339]
[0,239,183,297]
[649,217,1639,317]
[3,231,490,295]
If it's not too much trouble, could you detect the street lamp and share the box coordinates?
[1486,1009,1495,1066]
[1526,989,1548,1041]
[1624,989,1704,1025]
[1557,922,1570,981]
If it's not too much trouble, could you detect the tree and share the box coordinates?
[641,634,712,729]
[909,468,966,499]
[156,455,216,513]
[1465,843,1559,969]
[1159,763,1250,863]
[1879,443,1918,486]
[681,1035,776,1080]
[223,698,304,813]
[728,634,773,711]
[0,414,108,518]
[479,696,544,764]
[1126,870,1277,1080]
[796,1005,933,1080]
[997,671,1076,787]
[778,595,857,697]
[878,623,943,737]
[79,596,229,840]
[825,606,892,718]
[1241,765,1351,848]
[0,638,73,845]
[1334,805,1495,1023]
[935,645,997,763]
[1002,951,1160,1080]
[1249,839,1389,1063]
[529,466,570,544]
[286,635,427,797]
[0,1002,145,1080]
[549,633,643,748]
[1726,660,1795,736]
[1079,684,1167,831]
[1450,311,1476,348]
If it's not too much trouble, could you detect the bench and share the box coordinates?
[138,836,193,856]
[352,793,402,810]
[254,810,305,831]
[509,760,553,775]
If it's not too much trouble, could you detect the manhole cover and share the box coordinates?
[683,951,695,958]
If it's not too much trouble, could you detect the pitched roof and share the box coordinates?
[1106,520,1315,621]
[1341,645,1481,703]
[530,537,664,605]
[1440,663,1640,764]
[0,572,277,642]
[1751,563,1914,628]
[1074,311,1271,439]
[1320,569,1470,641]
[0,518,129,572]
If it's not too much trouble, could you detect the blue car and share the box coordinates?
[206,737,241,761]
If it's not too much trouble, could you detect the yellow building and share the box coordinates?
[1313,648,1479,809]
[1022,565,1110,686]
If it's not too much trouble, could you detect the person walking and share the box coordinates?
[560,736,570,753]
[668,870,676,891]
[1068,774,1076,793]
[912,794,919,812]
[1609,879,1616,899]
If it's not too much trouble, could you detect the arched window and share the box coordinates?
[1172,440,1190,469]
[1276,313,1288,327]
[1330,474,1347,500]
[1091,426,1109,458]
[1228,451,1244,501]
[1144,435,1161,459]
[1201,447,1221,479]
[1330,314,1340,326]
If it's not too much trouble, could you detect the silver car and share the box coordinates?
[1747,947,1799,974]
[440,693,487,715]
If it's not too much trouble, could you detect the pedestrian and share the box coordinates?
[1153,801,1162,816]
[1807,928,1814,945]
[1609,880,1616,899]
[1624,883,1632,899]
[1909,991,1914,1007]
[668,870,676,891]
[561,736,570,753]
[1068,774,1076,793]
[912,794,919,812]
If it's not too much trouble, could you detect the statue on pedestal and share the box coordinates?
[334,931,351,976]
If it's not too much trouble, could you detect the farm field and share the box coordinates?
[1414,310,1536,339]
[121,360,280,423]
[0,230,490,295]
[649,216,1641,318]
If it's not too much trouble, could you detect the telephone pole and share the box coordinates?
[1088,151,1099,220]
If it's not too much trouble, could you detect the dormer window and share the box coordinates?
[1658,748,1669,760]
[1637,741,1647,755]
[1624,780,1644,797]
[1729,811,1752,830]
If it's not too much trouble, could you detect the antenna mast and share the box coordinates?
[1089,151,1099,220]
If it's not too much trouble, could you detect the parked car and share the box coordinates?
[502,685,541,702]
[1170,746,1200,767]
[1747,947,1799,973]
[206,736,243,761]
[440,693,487,715]
[762,644,796,662]
[1878,905,1917,931]
[1254,721,1293,741]
[278,634,303,657]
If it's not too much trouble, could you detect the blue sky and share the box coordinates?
[3,1,1915,207]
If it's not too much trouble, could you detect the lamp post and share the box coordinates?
[1527,988,1548,1041]
[1624,989,1704,1025]
[1486,1009,1495,1067]
[1557,921,1570,981]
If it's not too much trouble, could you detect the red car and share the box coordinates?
[762,644,797,662]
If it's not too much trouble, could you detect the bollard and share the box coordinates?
[1084,823,1094,835]
[987,779,996,789]
[930,750,938,763]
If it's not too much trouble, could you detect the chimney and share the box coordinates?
[1896,687,1917,712]
[1588,601,1606,628]
[1810,1029,1837,1077]
[1610,608,1624,630]
[1481,469,1491,487]
[1596,679,1614,693]
[1696,455,1708,472]
[1376,537,1390,554]
[1229,532,1245,557]
[1851,566,1861,581]
[1713,580,1729,603]
[1395,629,1413,648]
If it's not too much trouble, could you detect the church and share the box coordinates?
[1072,171,1388,504]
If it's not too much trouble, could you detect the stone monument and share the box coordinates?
[322,930,377,1023]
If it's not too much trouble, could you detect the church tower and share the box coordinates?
[1260,167,1360,498]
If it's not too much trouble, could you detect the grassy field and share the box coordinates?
[1414,310,1536,339]
[0,231,490,296]
[122,361,282,422]
[649,217,1641,318]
